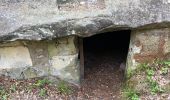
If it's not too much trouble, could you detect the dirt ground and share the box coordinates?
[0,49,125,100]
[2,49,169,100]
[78,51,124,100]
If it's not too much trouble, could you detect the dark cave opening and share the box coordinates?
[83,30,131,74]
[80,30,131,98]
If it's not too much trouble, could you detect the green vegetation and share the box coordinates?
[1,94,8,100]
[39,88,47,97]
[57,81,72,95]
[160,61,170,75]
[123,86,140,100]
[10,84,16,93]
[33,79,51,88]
[145,67,164,94]
[33,79,51,97]
[0,86,8,100]
[124,59,170,99]
[126,63,149,79]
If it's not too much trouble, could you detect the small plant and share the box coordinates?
[163,61,170,66]
[127,69,133,79]
[0,86,9,100]
[25,85,33,93]
[146,69,154,76]
[39,88,47,97]
[2,94,8,100]
[124,87,140,100]
[144,63,164,94]
[140,63,149,70]
[149,80,164,94]
[161,67,169,75]
[57,81,72,95]
[10,84,16,93]
[33,79,51,88]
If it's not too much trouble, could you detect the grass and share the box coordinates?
[57,81,72,95]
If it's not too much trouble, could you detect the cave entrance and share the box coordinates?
[79,30,131,98]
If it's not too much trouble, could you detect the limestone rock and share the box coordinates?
[1,0,170,41]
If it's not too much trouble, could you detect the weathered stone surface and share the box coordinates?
[27,41,50,78]
[48,36,79,84]
[127,28,170,72]
[48,36,78,56]
[0,42,33,79]
[0,45,32,69]
[0,36,80,84]
[1,0,170,41]
[50,54,79,84]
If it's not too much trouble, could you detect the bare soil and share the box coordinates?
[78,52,124,100]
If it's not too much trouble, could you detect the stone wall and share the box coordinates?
[0,36,80,84]
[127,28,170,74]
[1,27,170,86]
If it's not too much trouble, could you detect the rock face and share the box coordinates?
[0,36,80,84]
[127,28,170,73]
[1,0,170,41]
[1,0,170,85]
